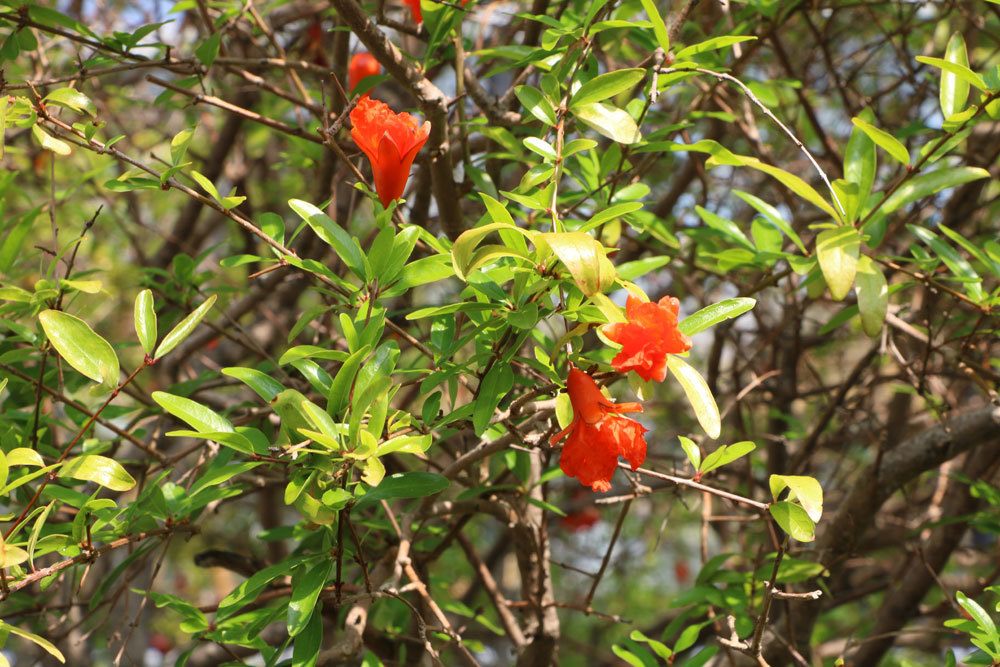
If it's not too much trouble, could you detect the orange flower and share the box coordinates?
[602,295,692,382]
[550,367,647,492]
[350,96,430,207]
[348,52,381,92]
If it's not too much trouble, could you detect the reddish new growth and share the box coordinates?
[350,97,430,207]
[550,367,648,492]
[603,295,692,382]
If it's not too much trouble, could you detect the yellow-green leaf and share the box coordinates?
[59,454,136,492]
[134,289,157,355]
[769,474,823,522]
[154,294,217,359]
[816,227,860,301]
[1,621,66,663]
[851,116,909,166]
[939,33,972,117]
[31,125,71,155]
[39,309,120,388]
[570,68,646,108]
[573,102,642,144]
[855,256,887,337]
[666,355,721,439]
[538,232,616,296]
[769,501,815,542]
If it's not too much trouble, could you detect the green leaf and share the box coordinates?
[154,294,217,359]
[733,191,806,253]
[152,391,235,434]
[195,32,221,67]
[611,645,646,667]
[570,68,646,108]
[289,199,366,279]
[0,533,28,568]
[629,629,672,660]
[31,125,72,156]
[374,434,433,457]
[715,152,839,219]
[288,560,333,637]
[843,110,877,222]
[222,367,285,402]
[515,85,556,126]
[523,136,558,160]
[328,345,371,416]
[666,356,721,439]
[769,501,815,542]
[939,223,1000,279]
[678,297,756,336]
[816,227,860,301]
[189,170,221,202]
[769,474,823,522]
[0,621,66,663]
[908,225,984,302]
[697,205,756,250]
[957,591,998,639]
[573,102,642,144]
[674,36,756,60]
[851,116,909,166]
[583,202,644,232]
[133,289,157,355]
[678,435,700,470]
[538,231,616,296]
[636,0,670,53]
[27,501,55,570]
[354,472,450,509]
[451,223,533,280]
[919,56,985,101]
[473,364,514,436]
[170,127,195,165]
[59,455,136,492]
[855,256,888,337]
[292,607,323,667]
[39,310,120,387]
[699,441,755,475]
[218,558,306,619]
[616,256,670,281]
[362,456,386,486]
[937,33,974,117]
[44,87,96,117]
[61,279,102,294]
[876,167,990,219]
[8,448,44,467]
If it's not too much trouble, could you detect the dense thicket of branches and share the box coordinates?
[0,1,997,666]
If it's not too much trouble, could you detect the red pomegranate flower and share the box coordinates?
[348,52,381,92]
[561,506,600,532]
[602,295,692,382]
[403,0,470,24]
[349,96,430,207]
[403,0,423,23]
[550,367,648,492]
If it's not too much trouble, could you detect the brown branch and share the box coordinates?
[1,524,196,598]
